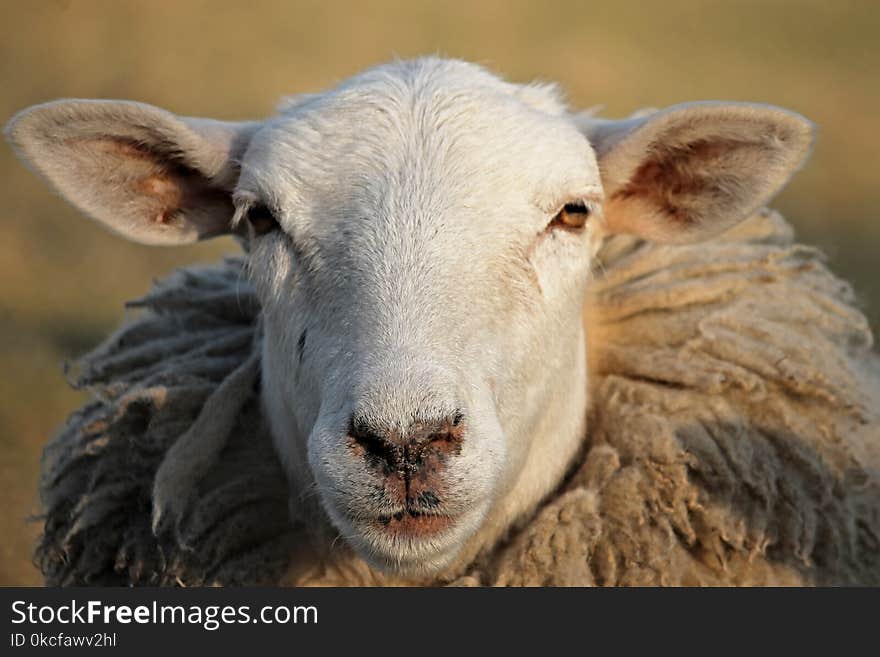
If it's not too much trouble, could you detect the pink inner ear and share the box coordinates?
[68,136,230,232]
[139,176,183,225]
[612,138,747,227]
[601,133,782,244]
[66,136,184,226]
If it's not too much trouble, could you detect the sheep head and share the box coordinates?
[5,58,814,576]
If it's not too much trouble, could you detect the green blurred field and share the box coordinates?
[1,0,877,585]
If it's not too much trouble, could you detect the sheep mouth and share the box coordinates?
[341,503,490,575]
[374,510,454,538]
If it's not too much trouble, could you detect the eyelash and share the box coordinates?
[549,200,594,231]
[242,202,280,237]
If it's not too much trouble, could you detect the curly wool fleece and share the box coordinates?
[37,210,880,586]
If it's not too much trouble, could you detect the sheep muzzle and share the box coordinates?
[348,413,465,536]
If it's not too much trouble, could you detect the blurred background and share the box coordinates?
[1,0,877,585]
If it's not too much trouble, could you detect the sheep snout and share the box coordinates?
[348,413,464,516]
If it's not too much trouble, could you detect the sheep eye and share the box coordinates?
[550,200,592,231]
[244,202,280,236]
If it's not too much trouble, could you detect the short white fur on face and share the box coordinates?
[5,57,814,576]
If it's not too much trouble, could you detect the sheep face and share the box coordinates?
[243,61,599,574]
[6,57,814,577]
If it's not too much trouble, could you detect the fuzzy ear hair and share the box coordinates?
[576,102,815,243]
[5,99,259,245]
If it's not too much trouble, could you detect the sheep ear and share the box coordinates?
[5,99,259,246]
[577,102,815,243]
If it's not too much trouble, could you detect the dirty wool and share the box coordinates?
[38,210,880,586]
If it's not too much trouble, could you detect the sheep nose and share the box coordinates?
[348,413,464,499]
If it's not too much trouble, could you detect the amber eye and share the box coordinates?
[244,202,280,236]
[550,200,592,231]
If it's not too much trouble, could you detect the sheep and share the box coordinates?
[6,57,879,586]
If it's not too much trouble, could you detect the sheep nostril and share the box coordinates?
[348,412,465,474]
[419,422,465,460]
[348,425,400,473]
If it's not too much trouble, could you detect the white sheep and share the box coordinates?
[7,58,879,585]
